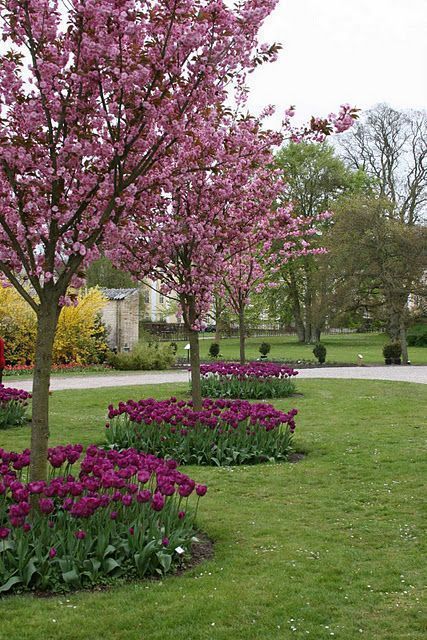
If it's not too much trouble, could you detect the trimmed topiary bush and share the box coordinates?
[383,342,402,364]
[313,342,327,364]
[259,342,271,360]
[208,342,221,358]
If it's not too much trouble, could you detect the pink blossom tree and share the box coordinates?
[116,107,357,407]
[0,0,281,481]
[114,113,284,408]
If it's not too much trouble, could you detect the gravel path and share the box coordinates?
[8,365,427,393]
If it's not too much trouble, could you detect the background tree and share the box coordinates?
[271,142,359,343]
[86,257,134,289]
[117,114,287,408]
[330,196,427,363]
[339,104,427,225]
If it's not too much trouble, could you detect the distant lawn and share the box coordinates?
[4,333,426,386]
[0,379,425,640]
[193,331,427,365]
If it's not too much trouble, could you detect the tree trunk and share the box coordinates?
[188,328,202,410]
[388,307,401,341]
[400,320,409,365]
[295,318,305,344]
[288,268,305,343]
[214,306,222,343]
[313,326,321,343]
[30,302,60,483]
[238,305,246,365]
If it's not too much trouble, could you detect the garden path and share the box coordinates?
[10,365,427,392]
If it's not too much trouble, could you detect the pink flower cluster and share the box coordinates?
[200,362,298,380]
[0,445,206,534]
[0,384,31,407]
[108,397,297,434]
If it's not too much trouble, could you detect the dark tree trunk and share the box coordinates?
[30,301,60,483]
[288,267,305,343]
[238,305,246,365]
[400,319,409,365]
[215,302,222,344]
[295,319,305,344]
[188,328,202,410]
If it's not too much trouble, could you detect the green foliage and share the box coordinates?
[312,342,327,363]
[407,323,427,347]
[86,256,135,289]
[382,342,402,360]
[208,342,221,358]
[259,342,271,356]
[0,401,29,430]
[106,414,295,467]
[107,342,176,371]
[201,375,296,399]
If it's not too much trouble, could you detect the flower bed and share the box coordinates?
[106,397,297,466]
[0,385,31,429]
[200,362,299,399]
[0,445,206,594]
[3,363,111,377]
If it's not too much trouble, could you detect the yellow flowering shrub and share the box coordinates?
[0,286,108,365]
[0,285,37,364]
[53,289,109,364]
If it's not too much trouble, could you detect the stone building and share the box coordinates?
[100,288,140,352]
[141,279,181,323]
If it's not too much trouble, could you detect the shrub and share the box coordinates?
[0,286,109,365]
[200,362,298,399]
[208,342,221,358]
[106,397,298,466]
[312,342,327,364]
[107,342,176,371]
[0,445,206,594]
[259,342,271,357]
[407,323,427,347]
[53,290,109,364]
[0,285,36,365]
[0,385,31,429]
[382,342,402,360]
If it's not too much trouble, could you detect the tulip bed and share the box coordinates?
[0,385,31,430]
[106,397,297,466]
[0,445,206,594]
[200,362,299,399]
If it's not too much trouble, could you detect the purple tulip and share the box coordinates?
[0,527,10,539]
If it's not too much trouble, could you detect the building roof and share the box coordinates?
[101,288,139,301]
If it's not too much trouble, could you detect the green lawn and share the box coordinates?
[193,332,427,365]
[0,380,426,640]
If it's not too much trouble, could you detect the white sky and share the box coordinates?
[247,0,427,125]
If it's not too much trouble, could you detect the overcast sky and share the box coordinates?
[247,0,427,125]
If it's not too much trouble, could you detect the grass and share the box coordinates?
[0,379,426,639]
[4,333,426,386]
[193,332,427,365]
